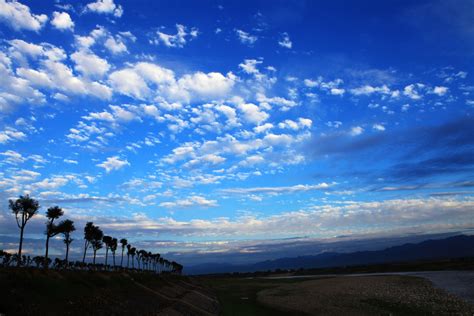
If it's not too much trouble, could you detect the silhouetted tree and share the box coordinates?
[9,195,40,266]
[102,235,112,267]
[44,206,64,267]
[120,238,127,267]
[58,219,75,262]
[91,226,104,265]
[126,244,131,268]
[130,247,136,269]
[110,238,118,268]
[82,222,94,263]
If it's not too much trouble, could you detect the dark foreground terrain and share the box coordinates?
[202,274,474,315]
[0,268,219,315]
[2,268,474,315]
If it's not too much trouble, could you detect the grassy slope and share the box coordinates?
[0,268,218,315]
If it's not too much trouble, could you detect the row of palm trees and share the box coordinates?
[2,195,183,274]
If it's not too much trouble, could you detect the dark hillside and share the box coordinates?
[0,268,219,315]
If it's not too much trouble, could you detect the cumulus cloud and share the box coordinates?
[350,126,364,136]
[433,86,448,96]
[372,123,385,131]
[70,51,110,78]
[96,156,130,172]
[159,195,218,209]
[235,29,257,45]
[152,24,198,48]
[51,11,74,31]
[86,0,123,17]
[278,32,292,49]
[238,103,269,125]
[0,0,48,31]
[108,62,235,102]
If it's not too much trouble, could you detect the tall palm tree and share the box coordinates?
[91,226,103,265]
[130,247,136,269]
[9,195,40,266]
[82,222,95,263]
[120,238,127,267]
[126,244,131,268]
[59,219,75,262]
[110,238,118,268]
[102,235,112,267]
[44,206,64,267]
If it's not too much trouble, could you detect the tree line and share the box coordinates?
[0,195,183,274]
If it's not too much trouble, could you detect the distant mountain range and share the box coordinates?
[185,234,474,275]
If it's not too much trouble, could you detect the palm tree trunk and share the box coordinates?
[65,243,70,262]
[17,225,24,266]
[105,248,109,267]
[44,234,50,268]
[127,254,129,268]
[93,249,97,265]
[82,240,88,263]
[121,248,124,267]
[112,252,116,268]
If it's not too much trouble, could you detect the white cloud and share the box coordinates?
[330,88,345,95]
[152,24,198,48]
[0,150,26,164]
[372,123,385,131]
[160,195,218,209]
[254,123,273,134]
[403,84,423,100]
[239,59,262,74]
[278,32,292,49]
[86,0,123,17]
[63,159,78,164]
[0,128,27,144]
[0,0,48,31]
[109,68,148,99]
[278,118,312,130]
[235,29,257,45]
[222,183,332,195]
[96,156,130,172]
[304,79,319,88]
[433,86,448,96]
[178,71,236,101]
[70,51,110,78]
[104,36,127,54]
[350,126,364,136]
[349,85,391,96]
[51,11,74,31]
[238,103,269,125]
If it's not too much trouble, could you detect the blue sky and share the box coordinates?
[0,0,473,265]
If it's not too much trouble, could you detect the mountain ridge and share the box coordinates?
[185,234,474,275]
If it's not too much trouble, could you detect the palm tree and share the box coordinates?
[110,238,118,268]
[44,206,64,267]
[82,222,95,263]
[102,235,112,267]
[58,219,75,262]
[9,195,40,266]
[130,247,136,269]
[126,244,131,268]
[120,238,127,267]
[91,226,103,265]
